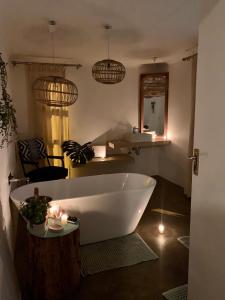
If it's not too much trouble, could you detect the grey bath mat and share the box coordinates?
[177,236,190,249]
[80,233,158,276]
[162,284,188,300]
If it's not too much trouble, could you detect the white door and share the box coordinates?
[188,0,225,299]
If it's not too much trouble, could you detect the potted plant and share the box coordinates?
[20,188,49,235]
[0,54,17,149]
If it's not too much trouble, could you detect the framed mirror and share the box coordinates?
[139,72,169,136]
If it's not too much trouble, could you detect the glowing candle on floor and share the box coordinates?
[158,223,165,234]
[61,214,68,225]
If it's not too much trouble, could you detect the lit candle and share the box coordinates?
[49,205,60,218]
[93,145,106,158]
[152,132,157,140]
[61,214,68,225]
[158,223,165,234]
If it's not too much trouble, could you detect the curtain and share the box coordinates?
[50,107,69,166]
[185,55,197,197]
[26,64,70,170]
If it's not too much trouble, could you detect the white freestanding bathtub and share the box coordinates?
[10,173,156,245]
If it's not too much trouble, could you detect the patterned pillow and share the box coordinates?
[18,137,47,162]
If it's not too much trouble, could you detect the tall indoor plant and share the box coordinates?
[0,53,17,148]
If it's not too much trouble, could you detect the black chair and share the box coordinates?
[17,137,68,182]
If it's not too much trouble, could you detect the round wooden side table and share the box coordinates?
[14,214,80,300]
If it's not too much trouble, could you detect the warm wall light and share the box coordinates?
[93,145,106,158]
[158,223,165,234]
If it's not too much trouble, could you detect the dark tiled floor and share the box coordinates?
[77,176,191,300]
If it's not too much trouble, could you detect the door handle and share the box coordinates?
[188,156,196,160]
[188,148,199,176]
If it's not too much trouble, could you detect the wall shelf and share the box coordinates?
[108,139,171,150]
[72,154,134,168]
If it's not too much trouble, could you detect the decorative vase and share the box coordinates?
[28,222,47,236]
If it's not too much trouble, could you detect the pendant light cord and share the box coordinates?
[49,20,56,64]
[107,28,110,60]
[50,31,55,64]
[105,24,112,60]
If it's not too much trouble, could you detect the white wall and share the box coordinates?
[188,0,225,298]
[0,51,20,300]
[66,65,159,177]
[11,66,31,138]
[0,146,20,300]
[67,66,139,144]
[158,60,193,190]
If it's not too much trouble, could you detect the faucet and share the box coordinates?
[132,147,141,155]
[8,173,30,185]
[132,126,139,134]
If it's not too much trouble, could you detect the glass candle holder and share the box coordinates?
[61,214,68,225]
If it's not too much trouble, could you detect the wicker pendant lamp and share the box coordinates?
[92,25,126,84]
[33,21,78,107]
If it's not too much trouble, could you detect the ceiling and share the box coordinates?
[0,0,220,66]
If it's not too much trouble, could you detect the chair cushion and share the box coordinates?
[27,166,68,182]
[18,137,48,162]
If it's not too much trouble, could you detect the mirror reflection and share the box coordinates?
[140,73,169,136]
[144,96,165,135]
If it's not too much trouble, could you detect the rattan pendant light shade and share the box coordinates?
[92,25,126,84]
[32,21,79,107]
[92,59,125,84]
[33,76,78,107]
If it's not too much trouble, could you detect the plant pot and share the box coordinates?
[29,222,47,236]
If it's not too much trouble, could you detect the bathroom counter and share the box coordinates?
[72,154,134,168]
[108,139,171,150]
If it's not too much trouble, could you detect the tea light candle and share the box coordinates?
[61,214,68,225]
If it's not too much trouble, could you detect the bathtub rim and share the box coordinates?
[10,173,157,204]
